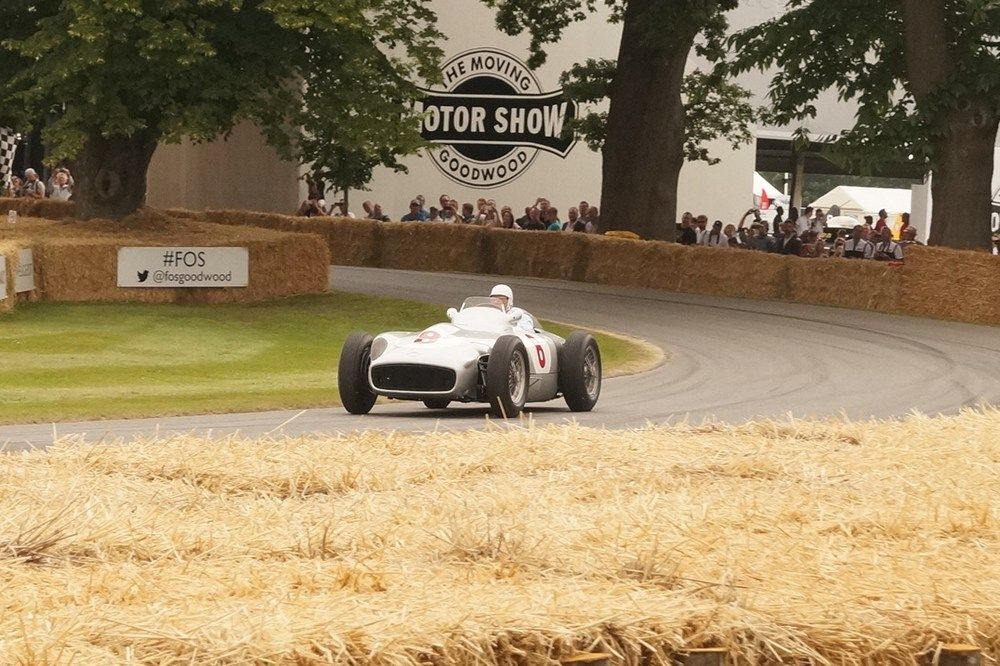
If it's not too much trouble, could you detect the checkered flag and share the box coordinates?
[0,127,20,188]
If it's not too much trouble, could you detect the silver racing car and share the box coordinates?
[338,296,601,417]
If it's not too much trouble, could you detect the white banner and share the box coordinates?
[14,249,34,293]
[117,247,249,288]
[0,255,7,301]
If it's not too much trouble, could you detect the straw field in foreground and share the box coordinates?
[1,411,997,664]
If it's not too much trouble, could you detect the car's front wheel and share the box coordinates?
[485,335,528,418]
[338,332,378,415]
[560,332,601,412]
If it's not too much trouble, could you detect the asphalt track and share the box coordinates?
[3,267,1000,449]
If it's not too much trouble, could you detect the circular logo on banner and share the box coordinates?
[419,48,578,189]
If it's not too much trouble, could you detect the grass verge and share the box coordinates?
[0,293,658,424]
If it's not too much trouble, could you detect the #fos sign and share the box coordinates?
[117,247,249,288]
[419,48,578,188]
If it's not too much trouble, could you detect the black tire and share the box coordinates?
[423,399,451,409]
[559,332,601,412]
[485,335,529,419]
[338,332,378,415]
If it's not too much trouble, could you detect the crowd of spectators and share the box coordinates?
[2,167,74,201]
[678,205,919,262]
[296,184,601,233]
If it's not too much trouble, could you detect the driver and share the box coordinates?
[490,284,535,333]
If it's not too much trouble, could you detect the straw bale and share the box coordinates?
[152,206,1000,327]
[0,241,16,312]
[897,246,1000,325]
[486,229,590,281]
[0,215,329,305]
[0,196,76,220]
[378,221,483,273]
[1,410,998,664]
[604,230,642,240]
[584,236,681,289]
[674,246,789,300]
[158,207,207,221]
[786,257,902,313]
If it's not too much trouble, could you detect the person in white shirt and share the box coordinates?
[873,227,904,261]
[490,284,535,333]
[843,225,875,259]
[694,214,709,244]
[811,208,827,235]
[702,220,729,247]
[796,206,813,236]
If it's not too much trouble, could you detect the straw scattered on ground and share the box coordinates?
[1,410,998,664]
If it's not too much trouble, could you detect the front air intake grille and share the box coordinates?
[371,364,456,392]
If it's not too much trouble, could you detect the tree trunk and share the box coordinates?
[901,0,998,249]
[599,0,694,241]
[928,107,998,249]
[73,130,159,220]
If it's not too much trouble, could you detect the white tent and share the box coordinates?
[809,186,911,220]
[753,172,789,210]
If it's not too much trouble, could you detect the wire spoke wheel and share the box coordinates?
[486,336,528,418]
[508,351,527,404]
[583,346,600,399]
[560,331,601,412]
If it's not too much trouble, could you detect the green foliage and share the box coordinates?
[725,0,1000,174]
[492,0,754,163]
[0,0,443,185]
[560,62,756,164]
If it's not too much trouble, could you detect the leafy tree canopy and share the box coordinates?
[725,0,1000,174]
[486,0,755,165]
[0,0,442,193]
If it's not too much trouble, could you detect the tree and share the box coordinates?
[727,0,1000,250]
[485,0,752,241]
[0,0,442,220]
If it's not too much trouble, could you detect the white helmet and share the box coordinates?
[490,284,514,310]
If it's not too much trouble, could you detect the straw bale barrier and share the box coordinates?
[0,214,329,307]
[0,195,76,220]
[157,210,1000,326]
[1,410,998,663]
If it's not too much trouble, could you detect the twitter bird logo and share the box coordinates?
[137,270,149,283]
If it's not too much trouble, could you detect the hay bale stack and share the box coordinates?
[487,229,590,281]
[379,221,482,273]
[675,246,789,300]
[900,246,1000,324]
[0,241,17,312]
[584,236,681,289]
[786,257,902,313]
[327,217,382,266]
[0,196,76,220]
[0,216,329,305]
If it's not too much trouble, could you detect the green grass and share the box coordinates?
[0,293,651,424]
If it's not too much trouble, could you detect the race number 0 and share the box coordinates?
[535,344,546,368]
[415,330,440,344]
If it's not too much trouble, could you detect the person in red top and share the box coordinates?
[874,209,889,233]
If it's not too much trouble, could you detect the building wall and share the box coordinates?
[360,1,772,227]
[146,122,300,213]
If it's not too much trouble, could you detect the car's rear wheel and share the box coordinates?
[423,399,451,409]
[338,332,378,415]
[560,332,601,412]
[486,335,528,418]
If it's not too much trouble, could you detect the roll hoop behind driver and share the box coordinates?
[490,284,535,333]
